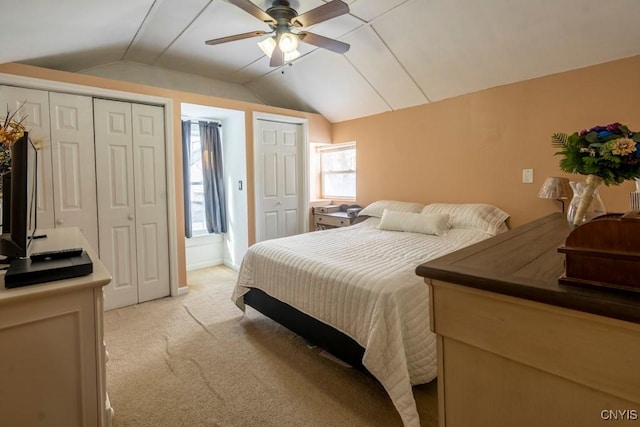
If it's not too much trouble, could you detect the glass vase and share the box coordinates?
[632,178,640,211]
[567,180,606,226]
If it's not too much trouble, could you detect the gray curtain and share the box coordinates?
[199,121,227,234]
[181,120,192,238]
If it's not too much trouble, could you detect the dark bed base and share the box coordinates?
[244,288,367,371]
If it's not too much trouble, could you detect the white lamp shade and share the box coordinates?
[257,36,300,62]
[537,176,572,200]
[278,33,299,53]
[258,37,276,56]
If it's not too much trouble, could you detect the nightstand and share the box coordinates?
[313,205,362,230]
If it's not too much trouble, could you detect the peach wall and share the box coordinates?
[0,63,332,288]
[4,56,639,286]
[332,55,640,228]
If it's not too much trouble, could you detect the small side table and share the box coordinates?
[313,205,362,230]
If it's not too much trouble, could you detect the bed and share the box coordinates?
[232,201,510,426]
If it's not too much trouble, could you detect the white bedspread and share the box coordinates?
[232,217,492,426]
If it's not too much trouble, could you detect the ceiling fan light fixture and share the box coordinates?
[278,32,299,53]
[211,0,351,67]
[258,36,300,62]
[257,36,276,57]
[284,49,300,62]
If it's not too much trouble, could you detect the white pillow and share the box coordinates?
[378,210,450,235]
[358,200,425,218]
[421,203,509,236]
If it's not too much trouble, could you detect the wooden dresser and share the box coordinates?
[416,213,640,427]
[0,228,113,426]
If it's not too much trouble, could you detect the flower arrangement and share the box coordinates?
[551,122,640,185]
[0,104,28,194]
[0,105,26,148]
[551,122,640,225]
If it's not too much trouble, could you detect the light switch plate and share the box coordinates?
[522,168,534,184]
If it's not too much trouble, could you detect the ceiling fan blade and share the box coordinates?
[292,0,349,27]
[298,31,350,54]
[270,44,284,67]
[228,0,276,24]
[205,30,268,46]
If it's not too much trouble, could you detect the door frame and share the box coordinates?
[0,72,181,297]
[253,111,309,242]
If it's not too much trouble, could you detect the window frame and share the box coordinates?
[318,141,356,200]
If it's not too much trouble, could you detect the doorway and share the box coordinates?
[181,103,248,271]
[253,112,308,242]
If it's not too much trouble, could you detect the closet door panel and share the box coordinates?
[49,92,99,253]
[94,99,138,310]
[0,86,54,229]
[132,104,170,303]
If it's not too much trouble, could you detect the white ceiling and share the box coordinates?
[2,0,640,123]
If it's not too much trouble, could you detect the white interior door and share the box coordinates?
[94,99,138,310]
[255,119,303,242]
[49,92,99,253]
[0,86,54,229]
[131,103,170,303]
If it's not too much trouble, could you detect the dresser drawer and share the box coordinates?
[315,213,350,227]
[315,205,341,214]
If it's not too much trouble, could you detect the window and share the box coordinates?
[188,122,222,235]
[319,142,356,199]
[189,122,205,235]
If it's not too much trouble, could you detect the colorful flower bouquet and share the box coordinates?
[0,104,28,194]
[0,106,26,148]
[551,122,640,225]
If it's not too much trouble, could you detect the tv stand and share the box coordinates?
[0,227,113,426]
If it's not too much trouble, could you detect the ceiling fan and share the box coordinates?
[205,0,351,67]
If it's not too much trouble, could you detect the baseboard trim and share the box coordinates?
[223,260,240,271]
[187,258,223,271]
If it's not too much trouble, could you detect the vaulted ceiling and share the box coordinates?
[2,0,640,123]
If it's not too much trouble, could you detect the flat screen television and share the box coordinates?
[0,132,37,261]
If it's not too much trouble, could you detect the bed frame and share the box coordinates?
[244,288,367,371]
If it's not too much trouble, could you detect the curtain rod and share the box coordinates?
[182,117,222,127]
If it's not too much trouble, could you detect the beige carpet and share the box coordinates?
[104,266,438,426]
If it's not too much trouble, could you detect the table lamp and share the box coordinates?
[538,176,572,212]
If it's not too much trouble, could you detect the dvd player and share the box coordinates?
[4,251,93,288]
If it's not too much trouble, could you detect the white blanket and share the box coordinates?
[232,217,492,426]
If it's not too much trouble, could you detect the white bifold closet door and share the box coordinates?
[49,92,99,252]
[94,99,170,310]
[0,87,98,252]
[0,86,55,229]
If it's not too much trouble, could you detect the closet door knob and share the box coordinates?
[56,219,64,225]
[128,215,134,220]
